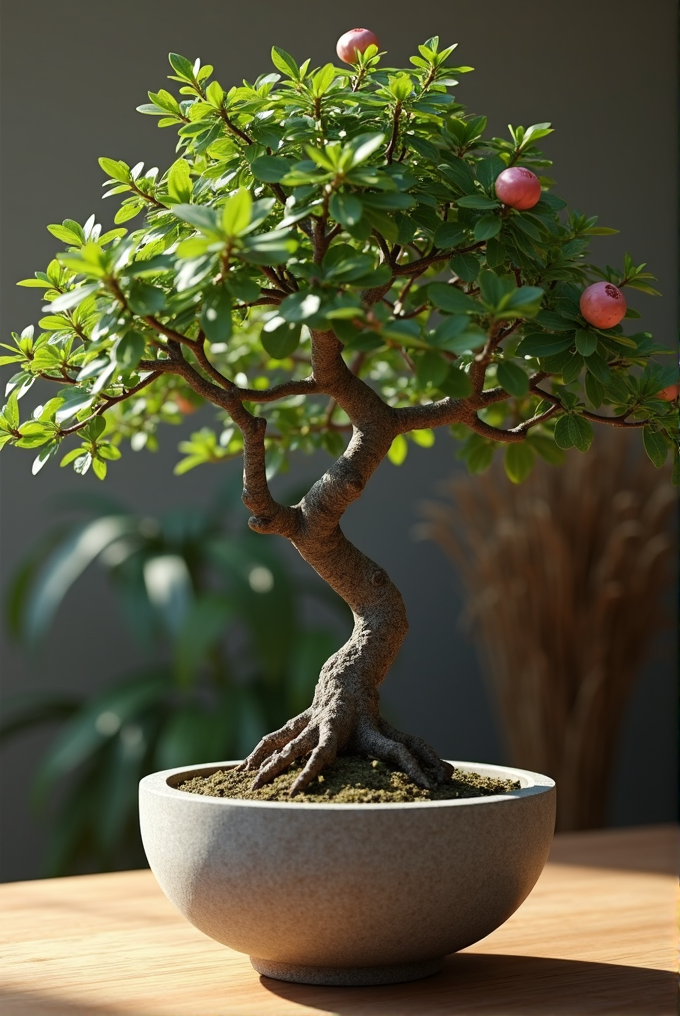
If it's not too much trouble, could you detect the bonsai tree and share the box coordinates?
[2,31,676,796]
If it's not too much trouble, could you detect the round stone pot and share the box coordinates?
[139,760,555,987]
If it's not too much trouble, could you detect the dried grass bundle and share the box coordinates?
[419,431,676,830]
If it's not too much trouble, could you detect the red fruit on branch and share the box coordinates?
[579,281,627,329]
[336,28,379,64]
[494,167,541,210]
[657,384,679,402]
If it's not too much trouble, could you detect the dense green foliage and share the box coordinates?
[1,36,677,483]
[1,483,345,874]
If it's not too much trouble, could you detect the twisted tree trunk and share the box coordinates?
[236,329,454,794]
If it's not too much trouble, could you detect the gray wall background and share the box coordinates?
[1,0,676,882]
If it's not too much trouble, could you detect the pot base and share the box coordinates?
[250,955,444,986]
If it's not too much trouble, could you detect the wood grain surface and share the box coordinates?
[0,824,676,1015]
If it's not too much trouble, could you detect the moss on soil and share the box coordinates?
[177,755,520,803]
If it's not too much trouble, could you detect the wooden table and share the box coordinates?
[0,825,676,1015]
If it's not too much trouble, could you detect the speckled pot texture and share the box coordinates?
[139,761,555,986]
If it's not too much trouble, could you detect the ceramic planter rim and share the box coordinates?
[140,759,555,810]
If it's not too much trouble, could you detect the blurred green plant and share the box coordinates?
[1,480,347,875]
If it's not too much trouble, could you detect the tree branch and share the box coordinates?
[393,242,485,277]
[394,397,468,433]
[511,404,561,433]
[237,377,319,402]
[143,316,199,349]
[241,415,301,538]
[529,382,647,429]
[309,328,395,429]
[58,371,162,436]
[218,108,253,146]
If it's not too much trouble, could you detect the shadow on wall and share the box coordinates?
[419,429,676,832]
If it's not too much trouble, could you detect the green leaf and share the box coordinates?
[457,195,499,210]
[554,415,575,450]
[415,351,449,388]
[47,224,85,246]
[329,193,363,228]
[570,415,594,453]
[48,283,101,314]
[504,443,534,484]
[430,314,469,348]
[512,214,542,241]
[585,351,611,384]
[485,236,505,269]
[127,282,166,316]
[428,283,478,314]
[473,215,502,241]
[98,157,131,183]
[433,222,467,248]
[535,310,574,332]
[499,286,544,314]
[239,230,298,264]
[575,328,598,356]
[411,429,435,448]
[168,52,195,81]
[387,434,408,465]
[585,372,605,408]
[438,366,473,398]
[227,276,261,304]
[205,81,224,108]
[92,457,107,480]
[347,133,385,166]
[311,63,336,98]
[55,386,96,424]
[526,434,566,465]
[438,327,486,354]
[278,292,323,323]
[4,391,20,429]
[114,200,143,225]
[222,188,252,236]
[642,427,669,468]
[449,252,480,282]
[466,440,495,474]
[362,207,398,244]
[16,276,53,288]
[200,287,233,343]
[172,203,219,235]
[477,270,512,307]
[438,159,476,194]
[516,332,573,358]
[251,155,296,183]
[497,360,529,397]
[260,318,301,359]
[476,155,505,191]
[166,159,192,204]
[38,314,71,332]
[97,443,121,461]
[115,330,146,370]
[555,414,593,453]
[271,46,300,79]
[561,351,585,385]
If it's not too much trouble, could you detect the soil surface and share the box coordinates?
[177,756,520,803]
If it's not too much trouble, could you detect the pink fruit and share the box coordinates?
[579,281,627,329]
[494,167,541,210]
[336,28,379,64]
[657,384,679,402]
